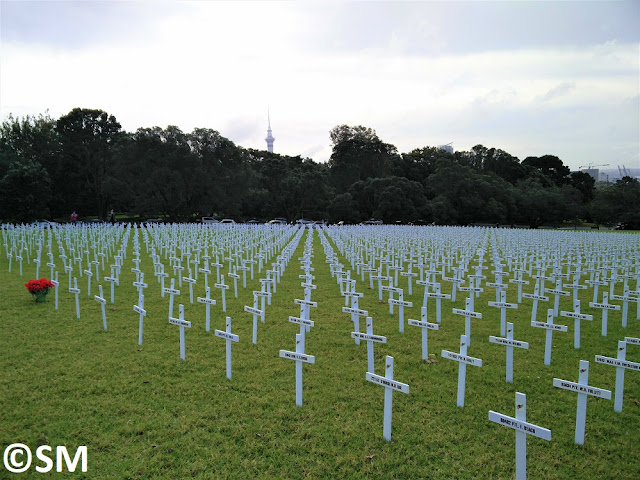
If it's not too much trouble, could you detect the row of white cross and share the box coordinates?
[3,223,638,480]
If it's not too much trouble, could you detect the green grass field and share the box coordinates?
[1,227,639,479]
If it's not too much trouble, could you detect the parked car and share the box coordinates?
[32,220,58,227]
[268,218,287,225]
[201,217,218,224]
[220,219,236,224]
[246,219,262,224]
[296,218,314,225]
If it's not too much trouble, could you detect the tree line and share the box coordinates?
[1,108,638,228]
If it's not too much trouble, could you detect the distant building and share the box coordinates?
[583,168,599,181]
[437,143,453,154]
[265,112,275,153]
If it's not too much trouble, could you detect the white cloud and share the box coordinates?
[1,2,638,170]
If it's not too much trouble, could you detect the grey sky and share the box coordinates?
[1,0,638,170]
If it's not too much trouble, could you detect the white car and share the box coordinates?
[220,219,236,224]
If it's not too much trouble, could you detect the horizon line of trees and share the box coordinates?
[1,108,638,228]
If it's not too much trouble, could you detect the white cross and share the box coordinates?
[69,277,81,319]
[366,355,410,442]
[169,304,191,360]
[531,309,568,366]
[488,392,551,480]
[441,334,483,407]
[214,316,239,380]
[489,322,529,383]
[351,316,387,374]
[94,284,107,330]
[452,297,483,345]
[408,306,439,361]
[279,333,315,407]
[197,286,216,332]
[595,341,640,412]
[560,300,592,349]
[488,290,518,337]
[553,360,611,444]
[590,291,620,336]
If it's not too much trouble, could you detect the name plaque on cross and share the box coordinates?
[488,392,551,480]
[366,356,410,441]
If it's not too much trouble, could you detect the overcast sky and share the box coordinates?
[1,0,638,170]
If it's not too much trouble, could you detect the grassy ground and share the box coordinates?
[1,226,638,479]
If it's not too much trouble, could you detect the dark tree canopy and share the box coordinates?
[1,110,630,228]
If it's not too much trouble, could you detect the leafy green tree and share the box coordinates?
[568,171,596,202]
[0,112,58,183]
[328,125,397,192]
[0,159,52,222]
[514,178,567,228]
[327,193,360,223]
[348,176,427,223]
[192,128,249,217]
[118,126,203,221]
[590,176,640,228]
[425,163,516,224]
[469,145,527,184]
[391,147,451,185]
[522,155,570,186]
[54,108,123,217]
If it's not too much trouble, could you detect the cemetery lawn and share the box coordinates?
[0,229,638,479]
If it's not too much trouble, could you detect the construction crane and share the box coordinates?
[618,165,631,177]
[578,163,609,170]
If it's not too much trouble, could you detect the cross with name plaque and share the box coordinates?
[560,300,592,349]
[279,334,315,407]
[488,392,551,480]
[169,304,191,360]
[532,309,568,366]
[352,316,387,374]
[94,284,107,330]
[590,291,620,336]
[441,334,483,407]
[595,341,640,412]
[214,316,239,379]
[408,306,439,361]
[553,360,611,444]
[489,322,529,383]
[366,355,410,441]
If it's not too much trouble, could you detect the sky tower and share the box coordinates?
[265,111,275,153]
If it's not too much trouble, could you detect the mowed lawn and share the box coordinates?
[1,227,639,479]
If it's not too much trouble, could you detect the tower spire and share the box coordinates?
[265,109,275,153]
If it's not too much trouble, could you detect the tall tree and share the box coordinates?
[0,159,52,222]
[55,108,123,217]
[591,176,640,228]
[522,155,570,186]
[328,125,397,192]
